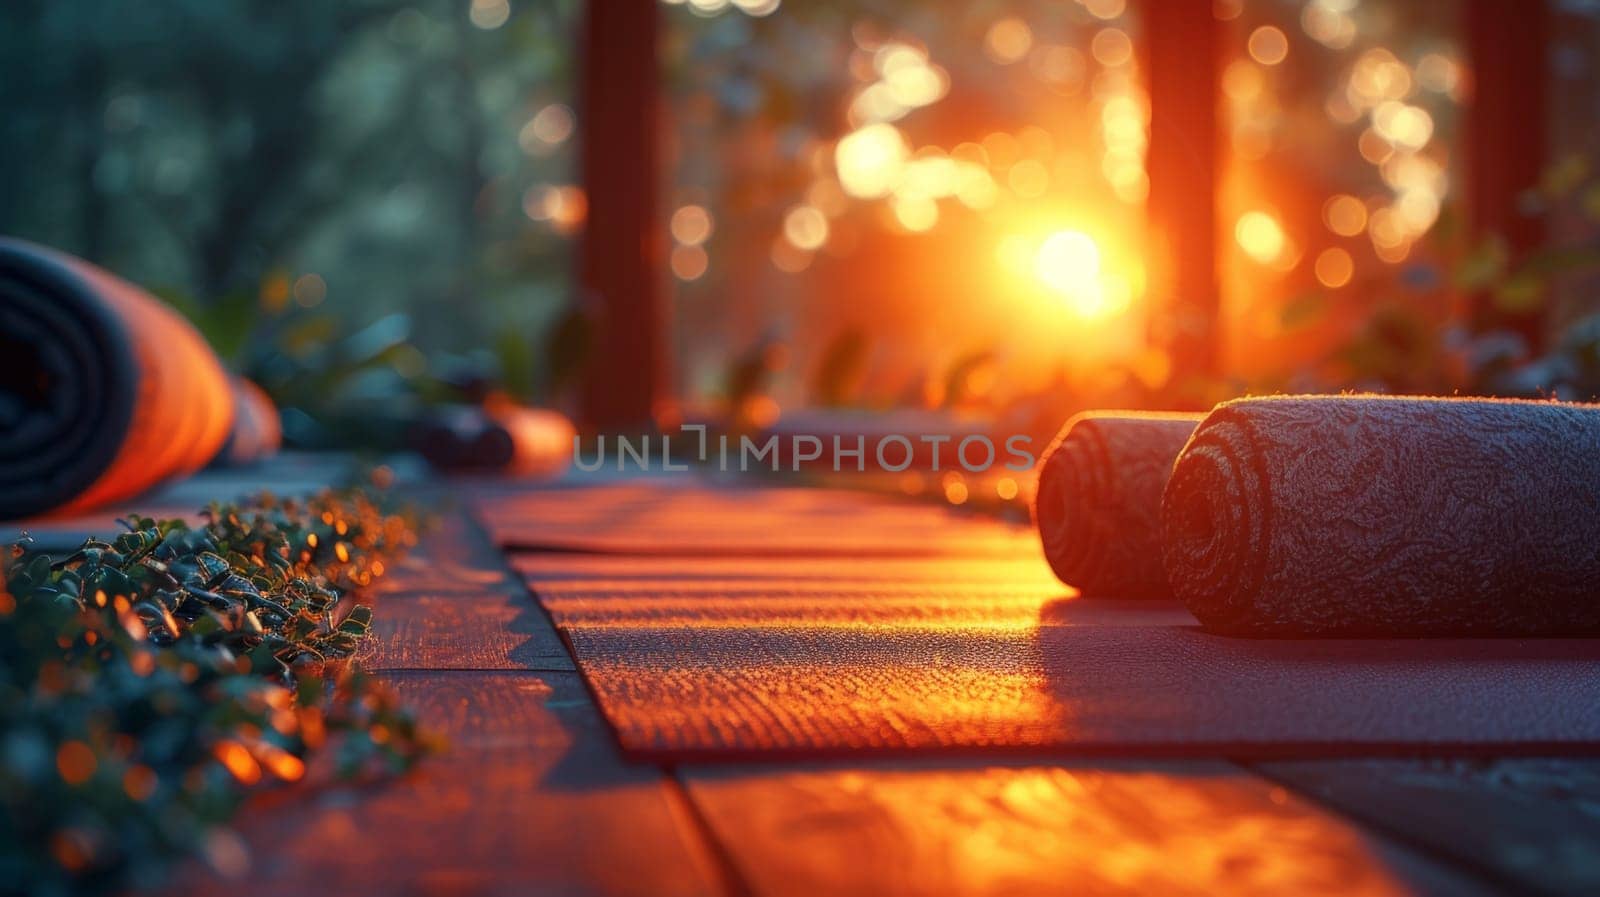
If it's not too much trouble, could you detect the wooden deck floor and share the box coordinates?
[52,459,1597,897]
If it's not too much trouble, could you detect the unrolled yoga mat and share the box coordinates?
[0,237,235,518]
[1163,395,1600,637]
[1033,410,1203,598]
[476,482,1043,558]
[514,495,1600,758]
[517,565,1600,756]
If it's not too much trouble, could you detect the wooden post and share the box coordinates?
[1464,0,1549,349]
[578,0,663,430]
[1143,0,1221,397]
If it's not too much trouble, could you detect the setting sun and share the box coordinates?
[1036,230,1101,294]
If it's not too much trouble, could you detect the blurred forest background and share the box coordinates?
[6,0,1600,449]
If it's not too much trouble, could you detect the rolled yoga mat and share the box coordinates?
[0,237,235,519]
[1162,395,1600,637]
[212,375,282,468]
[1033,410,1205,597]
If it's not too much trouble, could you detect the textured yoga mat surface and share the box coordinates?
[1033,411,1202,598]
[548,595,1600,758]
[504,481,1600,758]
[1164,396,1600,636]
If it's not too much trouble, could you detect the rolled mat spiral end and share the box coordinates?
[1162,395,1600,637]
[0,237,234,519]
[1032,410,1204,598]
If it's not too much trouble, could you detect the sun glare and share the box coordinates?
[1032,230,1128,319]
[1036,231,1101,293]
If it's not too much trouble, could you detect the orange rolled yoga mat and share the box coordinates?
[1032,410,1205,598]
[0,237,235,518]
[1163,395,1600,637]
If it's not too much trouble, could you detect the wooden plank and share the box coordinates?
[357,590,573,671]
[681,760,1496,897]
[512,554,1064,587]
[1256,758,1600,896]
[170,672,724,897]
[556,619,1600,758]
[475,484,1042,558]
[357,505,575,671]
[371,508,527,597]
[578,0,663,429]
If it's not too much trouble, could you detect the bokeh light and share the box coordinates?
[1236,211,1288,265]
[835,123,909,198]
[1314,247,1354,288]
[1323,195,1368,236]
[985,18,1033,65]
[671,245,709,281]
[1247,26,1289,65]
[670,205,714,246]
[783,205,830,250]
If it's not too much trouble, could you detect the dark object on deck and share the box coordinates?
[1163,395,1600,637]
[0,237,233,519]
[1033,411,1204,598]
[412,402,574,477]
[212,375,282,467]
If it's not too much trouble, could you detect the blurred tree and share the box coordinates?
[0,0,579,363]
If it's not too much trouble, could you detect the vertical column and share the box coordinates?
[578,0,663,429]
[1143,0,1221,395]
[1464,0,1549,348]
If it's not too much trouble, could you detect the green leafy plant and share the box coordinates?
[0,490,436,897]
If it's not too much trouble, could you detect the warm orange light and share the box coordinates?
[1034,231,1128,318]
[730,0,781,16]
[670,205,713,245]
[1323,195,1367,236]
[835,124,909,199]
[1084,0,1126,20]
[1357,128,1393,165]
[524,185,587,234]
[1302,2,1356,49]
[783,205,830,250]
[770,237,812,273]
[56,742,97,785]
[521,104,575,151]
[985,18,1033,65]
[1091,28,1133,67]
[1372,101,1433,150]
[1235,211,1287,265]
[671,245,709,281]
[1314,247,1354,287]
[1222,60,1264,102]
[1036,231,1101,293]
[1417,53,1461,96]
[891,196,938,232]
[1247,26,1289,65]
[213,741,261,786]
[1007,159,1050,198]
